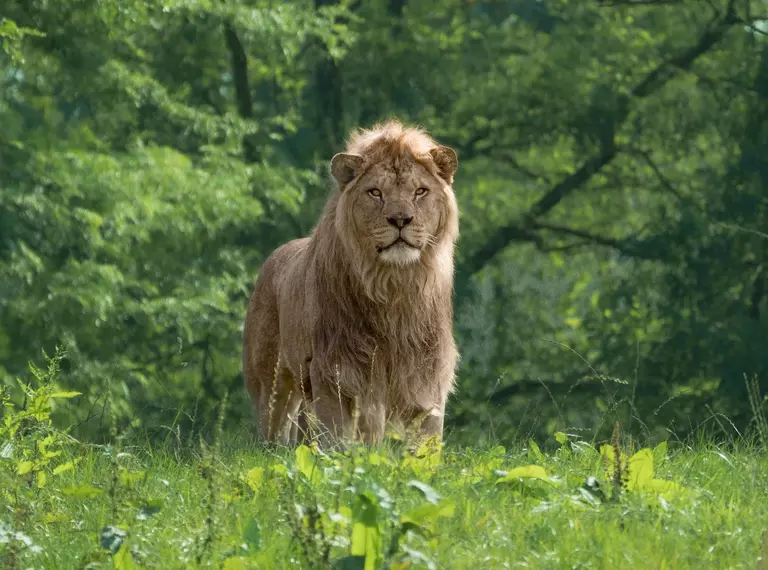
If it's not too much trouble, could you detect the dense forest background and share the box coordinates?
[2,0,767,445]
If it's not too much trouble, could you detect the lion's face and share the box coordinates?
[332,148,458,268]
[351,160,446,265]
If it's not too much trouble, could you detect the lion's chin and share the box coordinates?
[378,243,421,265]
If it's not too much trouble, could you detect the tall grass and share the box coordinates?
[1,352,767,569]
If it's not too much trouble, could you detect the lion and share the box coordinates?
[242,119,460,446]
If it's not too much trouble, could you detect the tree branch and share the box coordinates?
[457,7,740,280]
[535,220,659,259]
[622,146,687,203]
[314,0,344,152]
[598,0,684,7]
[531,221,638,253]
[224,23,258,163]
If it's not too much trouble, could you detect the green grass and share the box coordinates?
[2,429,768,569]
[2,359,767,568]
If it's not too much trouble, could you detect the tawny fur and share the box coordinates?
[242,119,460,445]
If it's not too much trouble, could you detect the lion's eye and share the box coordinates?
[415,187,429,197]
[368,188,382,198]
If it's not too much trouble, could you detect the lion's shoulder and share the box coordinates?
[256,237,311,293]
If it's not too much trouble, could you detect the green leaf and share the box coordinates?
[350,521,381,570]
[16,460,33,475]
[407,480,441,504]
[114,544,135,570]
[62,484,103,499]
[269,463,288,477]
[49,391,82,399]
[36,470,47,488]
[645,478,686,500]
[244,466,264,492]
[496,465,556,485]
[43,512,69,524]
[555,432,569,445]
[119,470,147,486]
[350,494,382,570]
[295,444,321,485]
[626,448,654,491]
[402,436,443,473]
[243,518,261,552]
[652,441,668,467]
[400,501,455,535]
[528,439,544,462]
[136,498,163,520]
[53,461,76,475]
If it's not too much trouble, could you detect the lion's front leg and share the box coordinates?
[416,404,445,441]
[405,393,447,444]
[307,361,389,446]
[356,399,386,445]
[307,364,352,445]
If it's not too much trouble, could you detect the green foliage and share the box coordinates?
[1,381,767,568]
[0,350,79,499]
[2,0,768,444]
[0,17,45,64]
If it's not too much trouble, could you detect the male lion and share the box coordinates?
[242,119,459,445]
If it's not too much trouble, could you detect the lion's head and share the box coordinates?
[325,120,459,301]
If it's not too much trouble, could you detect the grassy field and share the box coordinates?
[2,374,768,569]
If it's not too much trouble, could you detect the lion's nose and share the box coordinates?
[387,214,413,229]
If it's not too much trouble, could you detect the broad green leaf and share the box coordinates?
[350,521,381,570]
[496,465,556,485]
[114,544,135,570]
[400,501,455,534]
[646,478,686,500]
[555,432,569,445]
[36,470,47,488]
[16,460,33,475]
[350,494,381,570]
[626,449,654,491]
[53,461,76,475]
[62,484,103,499]
[245,467,264,492]
[407,480,441,504]
[295,445,321,485]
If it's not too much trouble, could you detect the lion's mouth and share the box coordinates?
[377,237,417,253]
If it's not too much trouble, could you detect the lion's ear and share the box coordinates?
[429,145,458,184]
[331,153,365,190]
